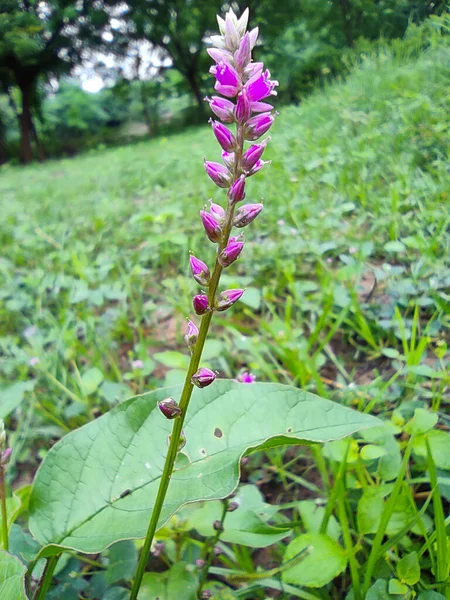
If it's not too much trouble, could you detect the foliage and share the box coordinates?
[0,30,449,599]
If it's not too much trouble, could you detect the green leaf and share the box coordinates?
[103,541,137,584]
[282,533,347,588]
[0,550,27,600]
[29,380,379,553]
[100,382,133,405]
[297,500,341,541]
[138,562,198,600]
[417,592,446,599]
[413,430,450,470]
[81,368,104,396]
[357,484,414,535]
[153,352,190,370]
[405,408,438,435]
[366,579,395,599]
[397,551,420,585]
[360,445,387,461]
[388,578,409,595]
[0,381,35,419]
[184,485,289,548]
[9,524,41,563]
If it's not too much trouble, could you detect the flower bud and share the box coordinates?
[216,289,244,311]
[158,398,182,420]
[210,120,236,152]
[209,61,240,97]
[213,519,224,531]
[227,501,239,512]
[228,175,246,204]
[233,203,263,228]
[167,430,186,450]
[205,96,235,123]
[218,240,244,267]
[207,48,233,64]
[234,32,251,70]
[190,254,210,286]
[195,559,205,568]
[204,160,231,188]
[235,89,251,124]
[193,294,210,315]
[184,320,199,348]
[208,200,226,221]
[245,112,276,141]
[241,139,268,170]
[200,210,223,243]
[221,151,235,170]
[224,12,240,50]
[191,367,216,388]
[0,448,12,466]
[247,159,270,176]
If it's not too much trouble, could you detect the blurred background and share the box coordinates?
[0,0,447,163]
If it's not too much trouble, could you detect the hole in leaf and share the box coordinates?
[200,448,206,455]
[287,427,293,433]
[214,427,223,438]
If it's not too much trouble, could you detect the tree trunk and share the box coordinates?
[18,80,34,163]
[186,68,205,115]
[140,81,153,135]
[338,0,354,48]
[30,115,45,162]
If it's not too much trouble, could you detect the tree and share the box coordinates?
[0,1,114,162]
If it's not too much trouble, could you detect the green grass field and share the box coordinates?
[1,41,448,415]
[0,27,449,600]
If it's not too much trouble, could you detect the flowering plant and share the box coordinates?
[21,8,377,600]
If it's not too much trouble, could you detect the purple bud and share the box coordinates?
[249,27,259,49]
[244,61,263,79]
[245,112,276,141]
[191,367,216,388]
[234,32,251,70]
[228,175,246,204]
[227,501,239,512]
[213,519,224,531]
[239,371,256,383]
[216,289,244,311]
[241,139,268,170]
[193,294,210,315]
[201,591,212,600]
[210,61,240,97]
[0,447,12,466]
[218,240,244,267]
[158,398,182,420]
[221,151,235,170]
[195,559,205,568]
[200,210,223,243]
[251,101,274,113]
[190,254,210,286]
[207,47,233,64]
[205,96,235,123]
[184,320,199,348]
[152,541,165,557]
[204,160,231,188]
[209,199,226,221]
[210,119,236,152]
[233,203,263,228]
[235,89,251,124]
[247,159,270,176]
[246,69,279,102]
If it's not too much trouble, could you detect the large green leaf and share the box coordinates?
[0,550,27,600]
[29,380,379,554]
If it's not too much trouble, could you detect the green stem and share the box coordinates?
[362,436,413,596]
[34,555,59,600]
[336,479,360,600]
[129,124,245,600]
[198,500,228,594]
[0,466,8,551]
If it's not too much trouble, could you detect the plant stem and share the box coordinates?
[336,479,360,600]
[130,124,244,600]
[0,465,8,551]
[34,555,59,600]
[198,501,228,593]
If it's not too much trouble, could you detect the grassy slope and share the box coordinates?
[0,41,448,415]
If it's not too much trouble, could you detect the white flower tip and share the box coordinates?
[237,8,249,36]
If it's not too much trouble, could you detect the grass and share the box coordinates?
[0,35,449,598]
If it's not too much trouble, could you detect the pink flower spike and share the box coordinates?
[0,447,12,466]
[209,200,226,221]
[216,289,244,311]
[239,371,256,383]
[249,27,259,49]
[132,359,144,369]
[234,32,251,70]
[245,112,276,141]
[190,254,210,286]
[205,96,235,123]
[235,89,251,124]
[244,62,264,79]
[200,210,223,242]
[210,61,240,97]
[247,159,271,176]
[184,320,199,348]
[246,69,279,102]
[191,367,216,388]
[210,120,236,152]
[193,294,210,315]
[204,160,231,188]
[241,139,269,170]
[218,240,244,267]
[233,203,264,228]
[251,101,274,113]
[228,175,246,204]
